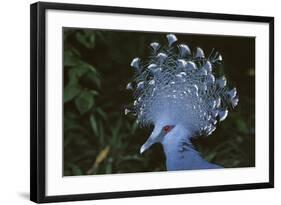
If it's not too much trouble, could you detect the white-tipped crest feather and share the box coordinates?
[126,34,238,136]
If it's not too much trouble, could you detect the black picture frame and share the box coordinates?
[30,2,274,203]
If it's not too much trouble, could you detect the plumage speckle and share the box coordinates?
[150,42,160,51]
[218,110,228,121]
[195,47,205,58]
[166,34,177,47]
[177,59,187,70]
[157,53,167,64]
[206,74,215,84]
[186,61,197,71]
[227,87,237,99]
[148,64,157,70]
[203,61,212,72]
[124,108,130,115]
[216,76,227,88]
[178,44,191,57]
[137,81,144,90]
[231,97,239,108]
[126,82,133,90]
[130,57,140,69]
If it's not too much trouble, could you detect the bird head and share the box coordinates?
[125,34,239,154]
[140,118,176,154]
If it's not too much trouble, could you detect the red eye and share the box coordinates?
[163,125,171,133]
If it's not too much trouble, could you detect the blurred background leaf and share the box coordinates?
[63,28,255,176]
[75,90,94,114]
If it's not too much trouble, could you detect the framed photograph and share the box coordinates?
[30,2,274,203]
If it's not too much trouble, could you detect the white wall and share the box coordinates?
[0,0,279,204]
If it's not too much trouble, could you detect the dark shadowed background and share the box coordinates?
[63,28,255,176]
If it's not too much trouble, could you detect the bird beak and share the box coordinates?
[140,127,160,154]
[140,138,154,154]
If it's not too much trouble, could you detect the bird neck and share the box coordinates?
[161,125,203,170]
[162,131,194,158]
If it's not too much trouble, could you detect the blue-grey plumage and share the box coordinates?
[127,33,238,171]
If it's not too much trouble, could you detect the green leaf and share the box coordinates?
[76,62,93,76]
[67,68,78,85]
[96,108,107,120]
[119,155,142,163]
[64,84,81,102]
[236,119,248,134]
[75,90,94,114]
[130,122,138,135]
[98,120,105,145]
[76,31,95,48]
[96,31,108,45]
[204,152,217,162]
[105,160,112,174]
[67,64,90,86]
[85,72,101,89]
[64,50,79,67]
[89,34,96,47]
[90,90,99,96]
[90,114,98,136]
[68,163,82,176]
[78,61,97,74]
[92,76,101,88]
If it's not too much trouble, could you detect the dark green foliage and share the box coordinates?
[63,28,255,176]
